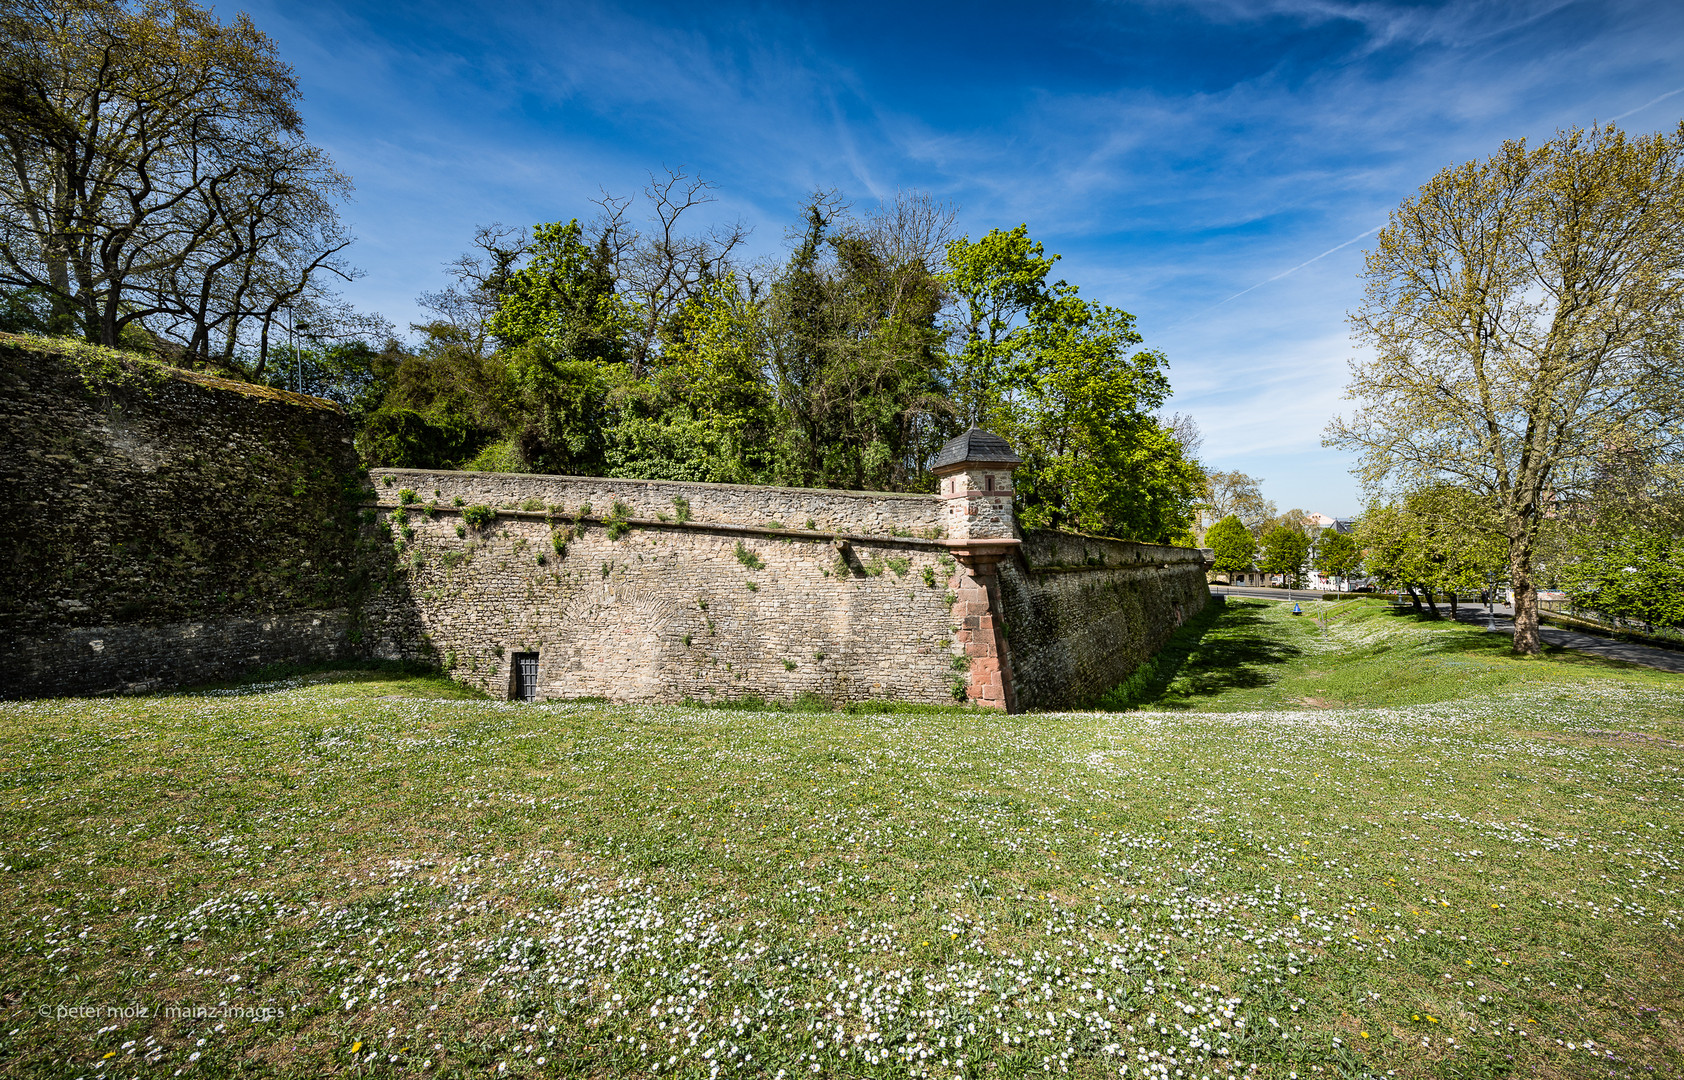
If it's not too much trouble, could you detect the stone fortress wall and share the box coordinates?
[1,338,362,696]
[2,342,1210,709]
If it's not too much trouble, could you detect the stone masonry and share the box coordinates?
[2,341,1211,707]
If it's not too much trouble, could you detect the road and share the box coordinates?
[1208,586,1684,675]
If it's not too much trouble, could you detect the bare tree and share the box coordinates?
[1161,411,1204,462]
[416,224,527,356]
[1201,469,1276,536]
[590,168,751,374]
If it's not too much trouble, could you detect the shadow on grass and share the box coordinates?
[1387,605,1666,672]
[173,657,487,698]
[1091,597,1304,711]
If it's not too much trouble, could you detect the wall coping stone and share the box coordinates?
[364,502,952,548]
[366,466,941,505]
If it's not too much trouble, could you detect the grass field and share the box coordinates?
[2,598,1680,1079]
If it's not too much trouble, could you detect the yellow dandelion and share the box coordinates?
[352,1041,363,1053]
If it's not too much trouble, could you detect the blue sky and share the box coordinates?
[240,0,1684,515]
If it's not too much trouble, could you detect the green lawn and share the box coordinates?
[1,599,1679,1079]
[1132,596,1684,713]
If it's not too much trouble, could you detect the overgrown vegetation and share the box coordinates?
[346,187,1201,543]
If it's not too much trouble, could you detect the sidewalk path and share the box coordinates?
[1449,604,1684,674]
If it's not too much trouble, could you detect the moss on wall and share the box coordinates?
[0,339,369,695]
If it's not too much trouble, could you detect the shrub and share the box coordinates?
[783,658,796,670]
[734,541,765,570]
[672,496,692,523]
[606,500,631,540]
[398,488,418,505]
[887,557,910,577]
[455,523,466,539]
[745,581,759,591]
[521,497,545,511]
[922,565,937,587]
[461,504,495,529]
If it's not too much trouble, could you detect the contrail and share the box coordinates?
[1212,224,1383,309]
[1611,87,1684,123]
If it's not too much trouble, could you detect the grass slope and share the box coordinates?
[1,601,1679,1079]
[1131,597,1680,712]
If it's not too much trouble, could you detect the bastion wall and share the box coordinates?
[2,342,1209,708]
[0,339,362,696]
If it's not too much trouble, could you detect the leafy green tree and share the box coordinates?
[1558,526,1684,633]
[767,196,952,491]
[1328,123,1684,652]
[945,227,1200,542]
[944,225,1056,426]
[1206,515,1256,575]
[355,324,509,469]
[607,275,774,483]
[1313,528,1362,585]
[487,220,628,359]
[1355,487,1505,614]
[1259,523,1311,588]
[0,284,50,333]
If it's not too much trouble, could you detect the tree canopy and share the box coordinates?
[1258,523,1311,588]
[0,0,368,372]
[1312,528,1362,584]
[356,190,1204,543]
[0,0,1205,546]
[1327,123,1684,651]
[1206,514,1256,575]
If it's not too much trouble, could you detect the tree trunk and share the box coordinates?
[1404,585,1423,613]
[1423,589,1440,618]
[1449,592,1458,615]
[1509,539,1541,655]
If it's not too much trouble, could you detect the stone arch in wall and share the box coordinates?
[547,583,684,700]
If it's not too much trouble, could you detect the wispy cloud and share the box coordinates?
[243,0,1684,514]
[1610,86,1684,122]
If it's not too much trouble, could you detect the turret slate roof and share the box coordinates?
[932,427,1022,471]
